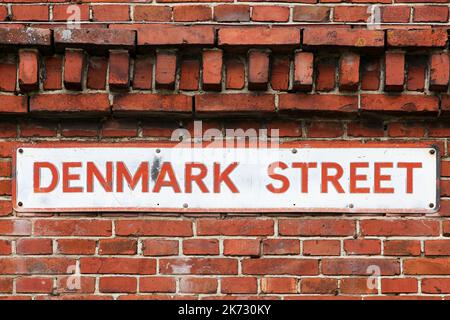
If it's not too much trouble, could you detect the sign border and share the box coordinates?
[12,141,441,214]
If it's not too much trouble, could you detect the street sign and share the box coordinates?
[13,143,439,213]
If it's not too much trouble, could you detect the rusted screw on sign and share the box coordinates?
[18,148,23,154]
[292,148,297,154]
[429,203,434,208]
[18,202,23,207]
[183,203,188,208]
[349,204,354,209]
[156,149,161,153]
[429,149,435,155]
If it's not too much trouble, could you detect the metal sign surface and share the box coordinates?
[13,143,439,213]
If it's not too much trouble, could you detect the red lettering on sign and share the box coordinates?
[185,163,209,193]
[398,162,422,193]
[87,161,113,192]
[374,162,394,193]
[292,162,317,193]
[33,162,58,193]
[62,162,83,193]
[350,162,370,193]
[266,162,289,193]
[321,162,344,193]
[152,162,181,193]
[117,161,149,193]
[214,162,239,193]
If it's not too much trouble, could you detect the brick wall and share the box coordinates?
[0,0,450,300]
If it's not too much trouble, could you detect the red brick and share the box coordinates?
[159,258,238,275]
[57,239,96,255]
[347,120,384,137]
[12,5,49,21]
[137,25,214,46]
[422,278,450,294]
[360,219,439,236]
[301,278,338,294]
[0,278,12,293]
[0,201,12,217]
[109,50,130,90]
[179,60,200,91]
[16,239,52,255]
[113,93,192,115]
[87,56,108,90]
[322,258,400,275]
[155,50,177,90]
[385,51,405,91]
[0,59,17,92]
[407,56,426,91]
[303,240,341,256]
[92,5,129,22]
[0,240,11,255]
[18,49,39,92]
[133,6,172,22]
[54,28,135,52]
[316,58,336,91]
[116,220,192,237]
[242,258,319,276]
[252,6,290,22]
[0,161,11,177]
[61,120,98,138]
[202,49,223,91]
[56,276,95,294]
[334,6,370,22]
[361,94,438,113]
[381,6,411,23]
[344,239,381,255]
[173,5,211,22]
[142,239,179,256]
[279,219,355,236]
[293,6,330,22]
[387,29,448,47]
[404,258,450,275]
[102,119,138,137]
[99,277,137,293]
[195,93,275,115]
[99,239,137,255]
[0,258,75,275]
[414,6,449,22]
[81,258,156,275]
[248,50,270,90]
[0,122,15,138]
[0,220,31,236]
[214,5,250,22]
[429,52,449,91]
[307,121,343,138]
[64,49,85,91]
[0,27,51,49]
[263,239,300,255]
[223,239,261,256]
[30,93,110,115]
[218,26,300,48]
[293,51,313,91]
[225,58,245,90]
[261,277,297,294]
[221,277,257,294]
[381,278,418,294]
[52,4,89,21]
[339,52,360,91]
[445,221,450,236]
[0,180,11,196]
[139,277,176,293]
[384,240,421,256]
[34,220,112,236]
[197,219,273,236]
[361,57,380,90]
[180,277,217,294]
[425,240,450,256]
[16,277,53,293]
[20,120,57,137]
[279,94,357,114]
[270,56,290,91]
[183,239,219,255]
[387,121,425,137]
[340,278,378,294]
[133,56,153,90]
[43,56,62,90]
[303,28,384,47]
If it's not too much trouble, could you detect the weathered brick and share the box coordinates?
[30,94,110,115]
